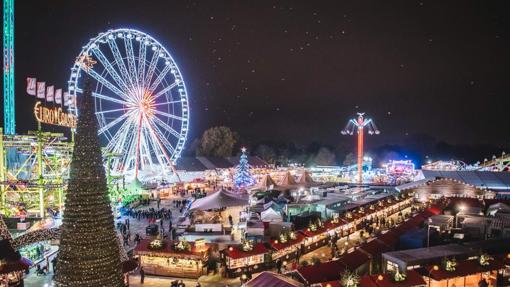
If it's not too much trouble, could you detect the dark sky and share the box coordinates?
[3,0,510,149]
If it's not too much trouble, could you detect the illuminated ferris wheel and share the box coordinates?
[68,28,190,180]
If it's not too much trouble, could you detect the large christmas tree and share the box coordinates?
[234,148,255,189]
[55,78,124,287]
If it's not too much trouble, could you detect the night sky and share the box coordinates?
[3,0,510,150]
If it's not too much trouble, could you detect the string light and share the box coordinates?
[54,77,124,287]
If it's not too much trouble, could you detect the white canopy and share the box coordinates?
[261,207,283,222]
[190,189,249,210]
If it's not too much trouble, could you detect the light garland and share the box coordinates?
[54,79,124,287]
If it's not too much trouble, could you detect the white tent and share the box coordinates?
[278,172,297,186]
[261,207,283,222]
[190,189,249,210]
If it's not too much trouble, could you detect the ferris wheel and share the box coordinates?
[68,28,189,180]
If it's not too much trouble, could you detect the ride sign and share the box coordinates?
[34,101,77,128]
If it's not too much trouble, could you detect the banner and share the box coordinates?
[46,86,54,102]
[36,82,46,99]
[63,91,70,106]
[55,89,62,104]
[26,77,36,96]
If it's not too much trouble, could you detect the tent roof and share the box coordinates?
[261,207,283,222]
[296,171,315,185]
[258,174,277,189]
[245,271,304,287]
[190,189,248,210]
[279,172,297,186]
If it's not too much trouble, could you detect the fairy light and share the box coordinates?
[54,78,124,286]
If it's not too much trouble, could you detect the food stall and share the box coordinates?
[270,231,305,261]
[134,238,210,278]
[223,240,270,277]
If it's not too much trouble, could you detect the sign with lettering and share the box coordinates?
[34,101,77,128]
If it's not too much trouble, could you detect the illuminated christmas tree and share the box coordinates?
[234,147,255,189]
[55,77,124,287]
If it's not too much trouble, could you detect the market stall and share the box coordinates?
[134,238,210,278]
[223,241,270,277]
[270,231,305,261]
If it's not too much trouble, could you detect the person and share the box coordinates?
[228,214,233,226]
[51,257,57,273]
[195,282,201,287]
[276,259,282,273]
[140,267,145,284]
[177,280,185,287]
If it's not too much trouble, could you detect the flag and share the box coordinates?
[63,91,70,106]
[55,89,62,104]
[26,77,36,96]
[36,82,46,99]
[46,86,54,102]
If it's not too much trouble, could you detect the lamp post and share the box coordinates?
[428,265,439,287]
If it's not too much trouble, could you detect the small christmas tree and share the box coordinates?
[55,77,124,287]
[234,148,255,189]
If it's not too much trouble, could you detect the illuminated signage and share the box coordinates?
[34,101,77,128]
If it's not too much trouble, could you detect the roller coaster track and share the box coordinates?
[478,153,510,171]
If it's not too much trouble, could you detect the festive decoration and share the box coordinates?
[241,239,254,252]
[234,148,256,189]
[340,270,360,287]
[442,257,457,272]
[393,269,407,282]
[173,239,191,252]
[479,253,493,266]
[54,78,124,287]
[148,239,165,250]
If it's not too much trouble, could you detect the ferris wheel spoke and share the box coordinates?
[151,116,181,139]
[97,110,133,135]
[152,100,182,106]
[150,122,176,156]
[148,64,172,93]
[153,110,184,121]
[108,38,134,89]
[91,91,130,106]
[105,119,133,152]
[144,48,160,89]
[143,122,167,169]
[86,68,127,100]
[153,82,178,100]
[95,107,127,115]
[124,36,138,87]
[137,39,147,86]
[145,118,174,165]
[91,48,130,94]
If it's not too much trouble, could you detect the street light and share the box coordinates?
[428,265,439,287]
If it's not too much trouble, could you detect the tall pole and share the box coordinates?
[357,126,364,184]
[0,128,5,208]
[37,122,44,218]
[3,0,15,135]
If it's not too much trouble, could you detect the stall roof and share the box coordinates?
[245,271,304,287]
[190,189,248,210]
[134,239,208,259]
[364,270,426,287]
[224,243,269,259]
[383,244,473,267]
[270,233,306,251]
[418,257,506,281]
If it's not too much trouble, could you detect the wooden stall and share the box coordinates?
[134,239,210,278]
